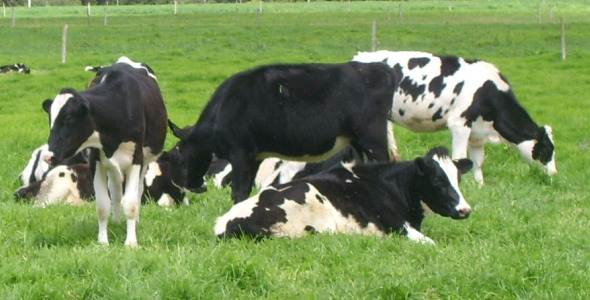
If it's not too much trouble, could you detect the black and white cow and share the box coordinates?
[14,150,189,207]
[0,63,30,74]
[352,50,556,184]
[169,61,399,203]
[18,144,89,186]
[41,57,167,247]
[215,147,473,244]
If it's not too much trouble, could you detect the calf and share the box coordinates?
[214,147,472,244]
[41,57,167,247]
[352,50,556,184]
[0,63,30,74]
[14,150,189,207]
[170,61,399,203]
[18,144,89,186]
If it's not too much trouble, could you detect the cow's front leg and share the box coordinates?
[387,121,401,161]
[229,154,260,203]
[94,165,111,245]
[122,164,142,247]
[403,223,435,245]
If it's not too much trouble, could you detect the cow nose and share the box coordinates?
[457,206,471,218]
[42,152,54,165]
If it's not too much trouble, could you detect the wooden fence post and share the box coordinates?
[174,1,177,15]
[11,5,15,27]
[62,25,68,64]
[371,20,377,52]
[104,3,108,26]
[561,17,566,61]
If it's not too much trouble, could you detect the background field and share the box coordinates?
[1,1,589,299]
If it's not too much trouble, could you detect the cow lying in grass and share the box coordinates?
[14,150,189,207]
[214,146,473,244]
[352,50,556,184]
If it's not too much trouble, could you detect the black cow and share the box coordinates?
[352,50,556,184]
[41,57,167,247]
[215,147,473,244]
[169,61,399,203]
[0,63,30,74]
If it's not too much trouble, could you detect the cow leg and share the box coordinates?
[403,222,435,245]
[121,164,143,247]
[449,124,471,160]
[229,153,260,203]
[468,141,486,185]
[107,176,123,222]
[387,121,401,161]
[94,165,111,245]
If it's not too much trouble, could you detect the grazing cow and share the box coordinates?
[41,57,167,247]
[209,146,364,190]
[214,147,473,244]
[14,150,189,207]
[18,144,89,186]
[352,50,556,184]
[169,61,399,203]
[0,63,30,74]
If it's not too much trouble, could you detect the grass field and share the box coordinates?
[1,1,589,298]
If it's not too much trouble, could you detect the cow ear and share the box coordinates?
[76,96,90,116]
[415,157,429,175]
[42,99,53,113]
[453,158,473,174]
[168,119,190,140]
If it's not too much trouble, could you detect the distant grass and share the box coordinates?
[1,1,589,298]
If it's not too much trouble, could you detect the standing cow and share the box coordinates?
[352,50,556,184]
[169,61,399,203]
[215,147,473,244]
[42,57,167,247]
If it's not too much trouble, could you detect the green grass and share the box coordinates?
[1,1,589,298]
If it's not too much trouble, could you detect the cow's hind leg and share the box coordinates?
[468,140,486,185]
[229,153,260,203]
[122,164,143,247]
[94,165,111,245]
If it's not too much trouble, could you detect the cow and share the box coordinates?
[0,63,30,74]
[169,61,400,203]
[14,150,189,207]
[18,144,89,186]
[214,147,473,244]
[41,57,167,247]
[352,50,556,184]
[209,146,364,190]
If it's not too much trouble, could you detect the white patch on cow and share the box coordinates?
[116,56,157,81]
[276,161,306,184]
[515,140,536,164]
[144,161,161,187]
[49,93,73,128]
[214,192,262,235]
[156,193,175,208]
[340,161,359,179]
[403,222,435,244]
[270,184,384,237]
[213,163,233,189]
[254,158,282,188]
[432,154,471,214]
[256,136,351,162]
[20,144,50,186]
[33,166,87,207]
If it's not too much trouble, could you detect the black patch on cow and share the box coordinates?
[432,107,444,122]
[315,194,325,204]
[428,75,446,98]
[450,98,456,105]
[399,77,426,102]
[428,103,435,109]
[532,127,554,164]
[464,58,480,64]
[438,55,461,77]
[70,173,77,183]
[58,172,65,178]
[408,57,430,70]
[399,109,405,116]
[453,81,465,95]
[304,225,318,234]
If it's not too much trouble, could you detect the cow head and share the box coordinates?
[534,125,556,176]
[168,119,211,194]
[42,88,95,166]
[415,147,473,220]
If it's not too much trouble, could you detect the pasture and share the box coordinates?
[1,1,589,298]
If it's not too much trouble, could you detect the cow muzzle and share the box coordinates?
[43,151,57,166]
